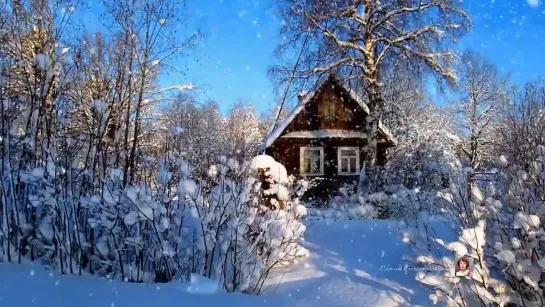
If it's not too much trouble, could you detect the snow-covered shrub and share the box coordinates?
[381,185,445,220]
[306,183,377,220]
[174,154,308,293]
[401,151,545,306]
[402,182,502,307]
[382,145,461,192]
[307,183,443,221]
[380,93,463,191]
[370,121,464,219]
[484,147,545,306]
[1,150,306,294]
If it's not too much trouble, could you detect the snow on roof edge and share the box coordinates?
[260,87,322,152]
[260,96,314,152]
[378,121,398,145]
[281,130,367,139]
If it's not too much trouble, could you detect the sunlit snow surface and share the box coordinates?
[0,220,436,307]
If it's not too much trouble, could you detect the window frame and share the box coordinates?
[337,146,360,175]
[300,146,325,176]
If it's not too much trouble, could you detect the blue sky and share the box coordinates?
[79,0,545,114]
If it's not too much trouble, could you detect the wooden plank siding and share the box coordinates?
[283,83,366,134]
[266,138,389,179]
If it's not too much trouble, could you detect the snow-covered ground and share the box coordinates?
[0,220,433,307]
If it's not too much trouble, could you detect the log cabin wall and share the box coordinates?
[266,138,389,179]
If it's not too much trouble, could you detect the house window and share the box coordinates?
[337,147,359,175]
[300,147,324,175]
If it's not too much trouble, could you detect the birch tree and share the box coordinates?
[223,101,263,160]
[452,51,509,190]
[271,0,469,191]
[0,0,79,263]
[101,0,199,185]
[495,81,545,170]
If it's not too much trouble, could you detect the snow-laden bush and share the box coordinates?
[364,128,464,219]
[380,185,445,220]
[1,153,307,294]
[484,147,545,306]
[402,183,502,307]
[381,113,462,192]
[306,183,377,220]
[402,147,545,306]
[306,183,442,221]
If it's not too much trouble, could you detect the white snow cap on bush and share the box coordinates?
[295,204,307,218]
[446,242,468,256]
[471,185,484,202]
[513,212,540,231]
[496,250,516,264]
[250,154,289,184]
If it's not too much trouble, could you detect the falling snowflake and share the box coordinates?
[527,0,539,8]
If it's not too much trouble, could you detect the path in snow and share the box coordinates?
[0,220,434,307]
[264,219,433,307]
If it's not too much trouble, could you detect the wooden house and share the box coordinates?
[261,75,397,187]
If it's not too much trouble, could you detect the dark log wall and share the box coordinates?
[266,138,389,178]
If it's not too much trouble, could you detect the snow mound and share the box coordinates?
[185,274,220,294]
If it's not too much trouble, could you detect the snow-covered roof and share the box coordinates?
[261,92,313,150]
[261,75,398,151]
[281,129,367,139]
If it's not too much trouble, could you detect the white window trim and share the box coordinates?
[300,146,324,176]
[337,146,360,175]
